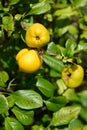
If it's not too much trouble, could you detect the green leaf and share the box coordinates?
[68,25,78,35]
[65,39,77,57]
[71,0,87,7]
[47,42,61,55]
[44,96,67,111]
[21,16,34,30]
[79,20,87,30]
[0,2,3,10]
[84,15,87,22]
[7,95,15,108]
[80,107,87,122]
[80,31,87,39]
[12,106,34,125]
[76,42,87,53]
[42,54,64,73]
[2,15,14,36]
[31,125,44,130]
[56,79,67,95]
[50,106,81,126]
[0,95,8,113]
[28,0,51,15]
[69,118,84,129]
[56,26,69,36]
[9,0,20,5]
[54,6,78,18]
[56,44,66,57]
[49,69,61,78]
[36,78,55,97]
[0,30,4,37]
[78,90,87,107]
[0,71,9,87]
[12,90,43,109]
[63,88,79,102]
[83,125,87,130]
[5,117,24,130]
[14,14,23,21]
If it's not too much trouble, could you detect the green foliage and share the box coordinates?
[50,106,81,126]
[0,71,9,87]
[2,15,14,37]
[36,77,55,97]
[12,90,43,109]
[42,54,64,73]
[0,95,8,114]
[5,117,24,130]
[44,96,67,111]
[12,106,34,125]
[28,0,51,15]
[0,0,87,130]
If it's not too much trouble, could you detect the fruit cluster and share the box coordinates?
[16,23,50,73]
[16,23,84,88]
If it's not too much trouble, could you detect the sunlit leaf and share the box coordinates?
[56,26,69,36]
[50,106,81,126]
[12,90,43,109]
[28,0,51,15]
[65,39,77,57]
[80,31,87,39]
[7,95,15,108]
[63,88,79,102]
[79,20,87,30]
[83,125,87,130]
[71,0,87,7]
[75,41,87,53]
[5,117,24,130]
[31,125,44,130]
[69,118,84,129]
[68,25,78,34]
[54,6,78,18]
[56,79,67,95]
[47,42,61,55]
[2,15,14,36]
[12,106,34,125]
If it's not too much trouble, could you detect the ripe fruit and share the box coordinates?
[16,48,42,73]
[25,23,50,48]
[62,64,84,88]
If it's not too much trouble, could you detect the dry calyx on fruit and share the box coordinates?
[25,23,50,48]
[16,48,42,73]
[62,64,84,88]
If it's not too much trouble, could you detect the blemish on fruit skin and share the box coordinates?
[36,36,40,40]
[65,73,71,80]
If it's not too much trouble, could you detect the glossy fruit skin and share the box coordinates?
[62,64,84,88]
[25,23,50,48]
[16,48,42,73]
